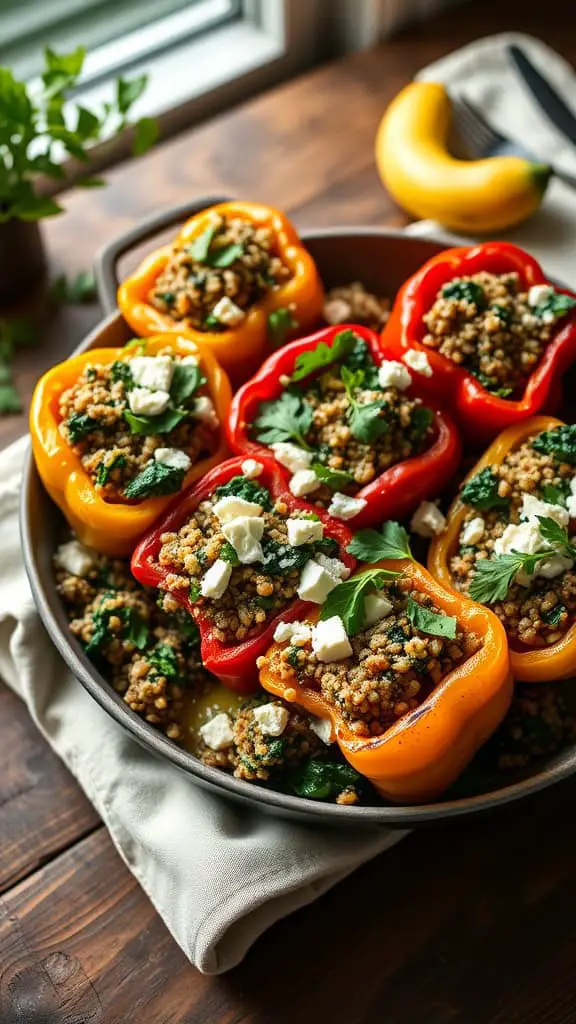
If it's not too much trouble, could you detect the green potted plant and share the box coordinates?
[0,47,157,304]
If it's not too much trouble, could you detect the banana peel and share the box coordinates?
[375,82,551,233]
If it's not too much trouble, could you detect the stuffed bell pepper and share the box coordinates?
[227,324,460,529]
[118,200,324,383]
[258,524,512,803]
[381,242,576,444]
[130,454,356,692]
[30,334,231,557]
[428,416,576,682]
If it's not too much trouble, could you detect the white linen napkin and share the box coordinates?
[2,30,576,976]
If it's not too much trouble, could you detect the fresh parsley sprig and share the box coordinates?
[347,521,413,563]
[319,568,401,636]
[253,391,313,448]
[406,597,456,639]
[290,329,359,382]
[340,365,388,444]
[311,462,354,491]
[469,516,576,604]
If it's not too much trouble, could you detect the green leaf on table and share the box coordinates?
[291,329,359,382]
[319,568,401,636]
[253,391,313,448]
[347,521,413,563]
[123,461,187,499]
[133,116,159,156]
[406,596,457,639]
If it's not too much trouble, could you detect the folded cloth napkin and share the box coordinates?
[3,31,576,977]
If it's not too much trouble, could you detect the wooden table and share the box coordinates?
[3,2,576,1020]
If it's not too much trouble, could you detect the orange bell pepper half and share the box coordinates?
[117,200,324,384]
[30,334,232,557]
[428,415,576,683]
[258,559,512,804]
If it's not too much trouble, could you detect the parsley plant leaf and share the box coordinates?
[253,391,313,448]
[406,597,457,639]
[347,521,413,562]
[320,568,401,636]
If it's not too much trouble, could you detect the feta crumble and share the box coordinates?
[327,492,367,521]
[403,349,433,377]
[253,703,289,737]
[410,501,447,538]
[311,616,353,663]
[199,713,235,751]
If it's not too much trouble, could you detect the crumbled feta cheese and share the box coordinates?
[289,469,320,497]
[311,616,353,663]
[241,459,264,479]
[211,296,246,326]
[213,495,262,522]
[286,517,324,546]
[154,447,192,471]
[567,495,576,518]
[297,560,340,603]
[270,442,313,474]
[314,553,350,580]
[200,559,233,599]
[180,353,199,366]
[128,387,170,416]
[537,554,574,579]
[129,354,174,392]
[521,493,569,528]
[494,522,542,587]
[199,713,234,751]
[309,716,334,745]
[54,540,96,578]
[273,620,312,644]
[403,349,433,377]
[253,703,289,736]
[378,360,412,391]
[364,591,394,626]
[221,516,265,564]
[410,501,447,538]
[528,284,554,308]
[460,516,485,546]
[327,492,367,520]
[193,396,219,428]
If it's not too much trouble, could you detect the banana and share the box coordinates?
[375,81,551,233]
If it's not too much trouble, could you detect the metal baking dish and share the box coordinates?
[20,196,576,826]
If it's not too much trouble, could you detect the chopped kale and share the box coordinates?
[409,405,434,442]
[149,642,180,679]
[96,453,126,488]
[290,759,362,801]
[286,647,301,668]
[123,461,186,500]
[441,280,487,308]
[214,474,273,510]
[110,360,134,389]
[532,425,576,466]
[460,467,509,511]
[65,412,100,443]
[85,603,149,657]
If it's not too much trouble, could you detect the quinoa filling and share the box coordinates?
[422,272,576,395]
[451,425,576,646]
[323,281,390,332]
[269,579,479,739]
[54,547,206,742]
[251,332,434,505]
[150,215,291,329]
[58,348,218,501]
[156,474,345,644]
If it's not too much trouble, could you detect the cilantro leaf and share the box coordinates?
[347,521,413,563]
[253,391,313,448]
[149,643,180,679]
[406,597,457,639]
[311,462,354,491]
[123,461,186,499]
[532,425,576,466]
[267,308,298,349]
[291,759,362,800]
[214,475,273,510]
[96,453,126,488]
[469,555,529,605]
[460,468,508,512]
[65,412,100,443]
[291,329,359,382]
[320,568,401,636]
[123,407,187,435]
[170,363,205,407]
[340,364,388,443]
[441,280,487,308]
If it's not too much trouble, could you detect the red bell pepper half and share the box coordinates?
[226,323,461,529]
[381,241,576,445]
[130,454,356,692]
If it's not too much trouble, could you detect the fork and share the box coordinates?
[451,94,576,191]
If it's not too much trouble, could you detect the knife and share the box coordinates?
[508,44,576,146]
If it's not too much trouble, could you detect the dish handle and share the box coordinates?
[93,195,231,314]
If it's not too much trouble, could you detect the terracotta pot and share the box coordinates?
[0,218,47,307]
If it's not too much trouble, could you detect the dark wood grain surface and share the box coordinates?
[2,2,576,1021]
